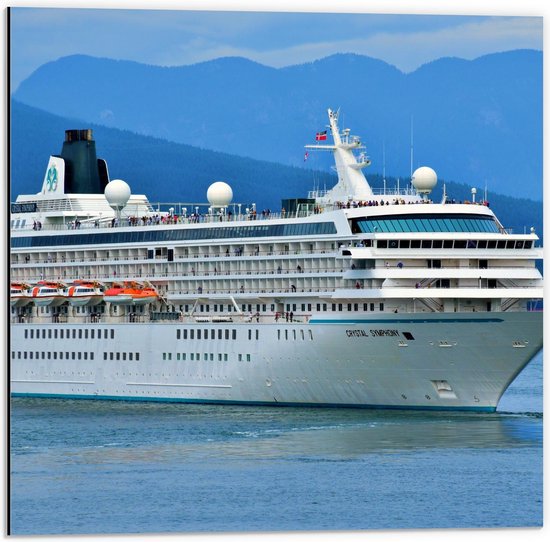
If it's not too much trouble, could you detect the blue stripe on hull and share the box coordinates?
[10,392,497,412]
[309,318,504,324]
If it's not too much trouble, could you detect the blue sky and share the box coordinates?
[8,1,543,90]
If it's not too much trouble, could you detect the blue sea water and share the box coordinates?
[9,351,543,535]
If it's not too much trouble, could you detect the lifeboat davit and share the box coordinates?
[11,282,32,307]
[67,280,105,306]
[31,281,67,307]
[104,282,159,305]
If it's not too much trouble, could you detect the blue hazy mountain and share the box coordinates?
[13,50,542,202]
[10,100,542,243]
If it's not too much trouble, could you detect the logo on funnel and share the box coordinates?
[46,165,58,192]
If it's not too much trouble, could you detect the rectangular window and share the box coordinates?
[183,329,188,339]
[136,353,140,361]
[104,352,107,360]
[122,352,126,361]
[224,354,228,361]
[246,354,251,362]
[225,329,230,340]
[97,329,101,339]
[72,352,76,360]
[116,352,120,360]
[232,329,236,340]
[197,329,202,340]
[24,330,28,339]
[255,330,259,340]
[248,329,252,340]
[190,329,194,339]
[177,329,181,339]
[379,303,384,311]
[110,329,114,339]
[110,352,114,360]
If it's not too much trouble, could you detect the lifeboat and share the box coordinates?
[10,282,32,307]
[31,281,67,307]
[104,281,159,305]
[66,280,105,306]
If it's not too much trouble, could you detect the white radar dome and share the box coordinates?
[412,166,438,195]
[207,181,233,207]
[105,179,131,210]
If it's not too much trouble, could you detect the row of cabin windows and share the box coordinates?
[162,352,241,362]
[278,329,314,341]
[285,303,384,312]
[13,350,95,360]
[176,328,238,340]
[377,239,534,250]
[103,352,141,361]
[24,328,115,340]
[181,304,274,313]
[11,221,337,248]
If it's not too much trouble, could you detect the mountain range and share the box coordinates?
[12,50,542,201]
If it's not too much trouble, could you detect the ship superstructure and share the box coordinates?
[9,110,543,410]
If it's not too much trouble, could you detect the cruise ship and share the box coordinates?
[9,109,543,411]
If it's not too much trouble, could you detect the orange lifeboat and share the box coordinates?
[104,281,159,305]
[67,280,105,306]
[31,281,67,307]
[10,282,32,307]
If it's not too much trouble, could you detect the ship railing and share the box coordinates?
[11,206,334,232]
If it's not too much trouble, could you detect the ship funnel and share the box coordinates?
[59,129,109,194]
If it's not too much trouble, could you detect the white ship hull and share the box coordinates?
[10,311,542,411]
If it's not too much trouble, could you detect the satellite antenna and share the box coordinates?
[104,179,131,225]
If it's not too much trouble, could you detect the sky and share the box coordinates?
[7,0,544,90]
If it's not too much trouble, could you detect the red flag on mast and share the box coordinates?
[315,131,327,141]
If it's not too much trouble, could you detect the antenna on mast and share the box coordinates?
[383,139,386,195]
[410,114,414,180]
